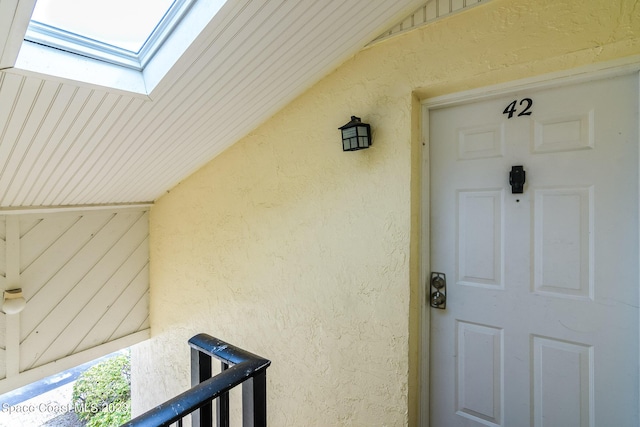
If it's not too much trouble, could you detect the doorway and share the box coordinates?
[421,70,640,426]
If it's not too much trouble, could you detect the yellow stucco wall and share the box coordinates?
[132,0,640,425]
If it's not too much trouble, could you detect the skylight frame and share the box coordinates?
[24,0,197,71]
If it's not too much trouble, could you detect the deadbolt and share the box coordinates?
[430,272,447,309]
[431,291,445,307]
[432,275,445,290]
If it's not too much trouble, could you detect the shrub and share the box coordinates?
[72,352,131,427]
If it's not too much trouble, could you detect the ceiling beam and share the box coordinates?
[0,0,36,69]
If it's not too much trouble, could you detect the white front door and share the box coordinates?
[427,72,639,427]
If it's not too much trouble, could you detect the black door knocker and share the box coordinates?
[509,165,526,194]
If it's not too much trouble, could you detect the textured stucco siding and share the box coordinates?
[132,0,640,425]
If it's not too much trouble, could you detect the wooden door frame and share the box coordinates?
[417,56,640,427]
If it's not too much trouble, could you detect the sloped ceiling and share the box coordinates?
[0,0,475,208]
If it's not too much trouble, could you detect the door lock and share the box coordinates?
[430,272,447,309]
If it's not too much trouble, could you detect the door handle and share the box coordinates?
[430,272,447,309]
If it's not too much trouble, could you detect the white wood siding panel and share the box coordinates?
[369,0,491,45]
[28,90,108,206]
[0,206,149,392]
[19,214,114,324]
[76,240,149,350]
[61,96,147,206]
[55,95,130,205]
[26,236,148,367]
[8,85,82,206]
[108,281,150,342]
[38,93,122,205]
[15,86,95,206]
[0,80,59,204]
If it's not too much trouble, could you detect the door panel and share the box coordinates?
[428,73,639,427]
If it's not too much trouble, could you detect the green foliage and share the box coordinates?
[72,352,131,427]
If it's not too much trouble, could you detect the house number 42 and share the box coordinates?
[503,98,533,119]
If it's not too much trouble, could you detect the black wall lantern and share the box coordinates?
[339,116,371,151]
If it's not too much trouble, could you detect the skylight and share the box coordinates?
[24,0,195,71]
[14,0,228,96]
[30,0,175,53]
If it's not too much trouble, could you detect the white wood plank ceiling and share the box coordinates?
[0,0,481,209]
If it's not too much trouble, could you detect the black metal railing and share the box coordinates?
[123,334,271,427]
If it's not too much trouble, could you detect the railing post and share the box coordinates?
[217,362,230,427]
[191,347,213,427]
[242,371,267,427]
[125,335,270,427]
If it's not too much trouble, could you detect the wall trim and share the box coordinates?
[423,54,640,109]
[0,203,153,216]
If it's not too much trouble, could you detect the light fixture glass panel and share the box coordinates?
[31,0,175,52]
[357,126,368,136]
[342,127,357,138]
